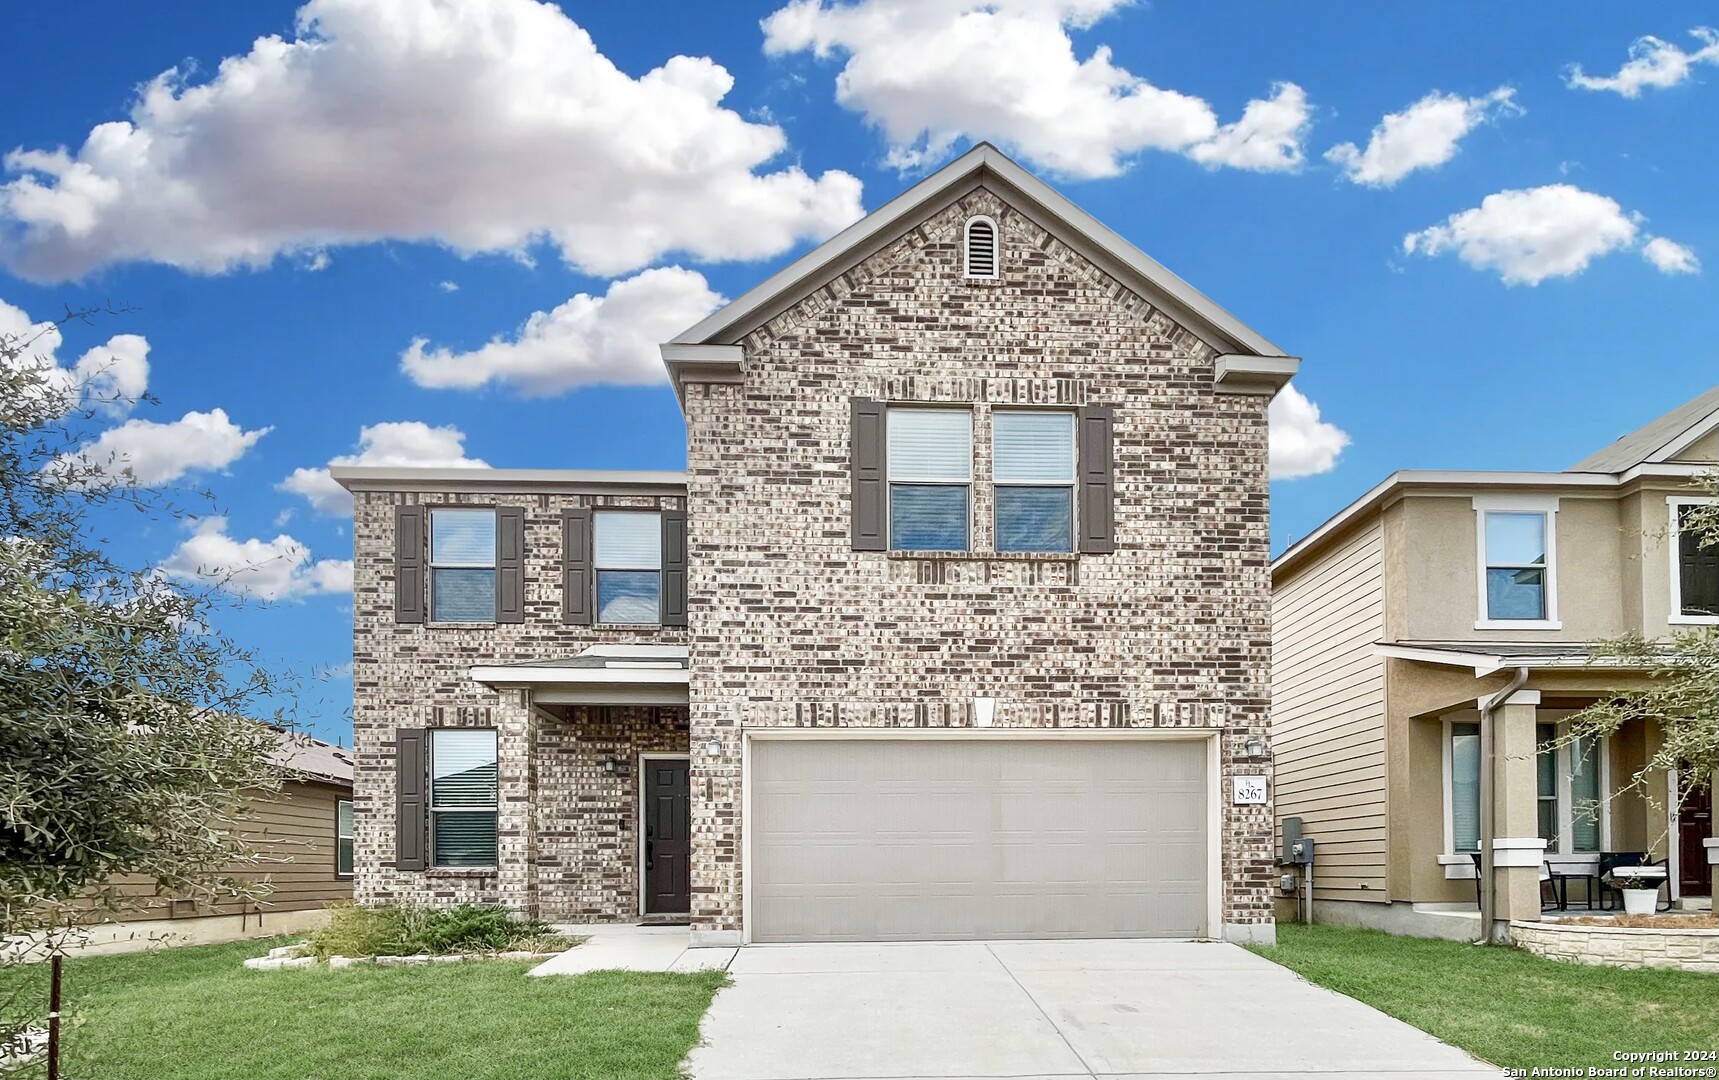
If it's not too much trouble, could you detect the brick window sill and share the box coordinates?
[423,867,498,879]
[886,550,1079,562]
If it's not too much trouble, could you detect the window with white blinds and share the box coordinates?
[1449,721,1480,854]
[430,729,498,868]
[994,411,1075,552]
[887,408,971,551]
[429,509,496,623]
[594,511,662,624]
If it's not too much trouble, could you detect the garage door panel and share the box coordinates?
[750,739,1209,942]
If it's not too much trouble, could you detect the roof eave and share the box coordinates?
[331,466,688,494]
[1214,355,1300,398]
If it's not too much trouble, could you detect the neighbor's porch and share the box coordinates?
[474,646,692,925]
[1383,646,1717,940]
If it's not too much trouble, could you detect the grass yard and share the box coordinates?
[0,937,727,1080]
[1249,923,1719,1071]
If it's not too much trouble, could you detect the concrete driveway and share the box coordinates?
[685,939,1494,1080]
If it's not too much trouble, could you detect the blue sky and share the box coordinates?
[4,1,1717,743]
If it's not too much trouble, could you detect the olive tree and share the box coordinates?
[1569,476,1718,814]
[0,306,289,950]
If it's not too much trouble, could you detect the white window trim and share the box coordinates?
[427,508,497,625]
[1440,716,1608,877]
[335,798,355,879]
[963,216,999,280]
[992,409,1077,554]
[1473,495,1562,630]
[885,406,974,553]
[428,728,500,870]
[1667,495,1719,626]
[593,510,665,626]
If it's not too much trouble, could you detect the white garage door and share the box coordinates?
[748,738,1210,942]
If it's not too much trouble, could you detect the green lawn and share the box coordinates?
[1249,923,1719,1071]
[0,937,727,1080]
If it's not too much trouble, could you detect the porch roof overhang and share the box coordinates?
[471,645,689,706]
[1373,641,1655,678]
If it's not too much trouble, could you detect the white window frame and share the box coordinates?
[963,216,999,280]
[335,798,355,879]
[428,728,500,870]
[593,510,664,626]
[1473,495,1561,630]
[1439,716,1608,876]
[1667,495,1719,626]
[886,407,973,553]
[991,409,1077,554]
[428,508,497,625]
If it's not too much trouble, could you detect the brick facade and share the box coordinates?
[350,488,688,920]
[680,186,1275,942]
[350,181,1277,943]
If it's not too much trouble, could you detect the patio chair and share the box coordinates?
[1540,861,1569,912]
[1468,851,1482,907]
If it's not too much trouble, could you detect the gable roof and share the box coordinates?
[269,730,354,786]
[667,143,1289,358]
[1569,383,1719,473]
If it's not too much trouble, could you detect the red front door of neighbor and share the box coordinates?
[1680,783,1713,897]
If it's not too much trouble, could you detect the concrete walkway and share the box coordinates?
[685,939,1494,1080]
[529,924,734,976]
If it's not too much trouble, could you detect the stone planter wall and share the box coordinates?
[1510,920,1719,972]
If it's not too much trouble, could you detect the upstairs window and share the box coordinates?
[429,729,498,868]
[1475,498,1559,628]
[887,408,971,551]
[429,509,496,622]
[594,511,662,624]
[1672,500,1719,622]
[994,411,1075,553]
[964,216,998,279]
[335,799,355,878]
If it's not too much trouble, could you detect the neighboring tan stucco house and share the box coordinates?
[336,144,1296,947]
[1272,385,1719,942]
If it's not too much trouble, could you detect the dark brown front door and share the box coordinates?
[1679,783,1713,897]
[644,758,691,914]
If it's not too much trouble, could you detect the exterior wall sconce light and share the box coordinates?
[1244,737,1268,760]
[705,737,723,758]
[602,756,629,776]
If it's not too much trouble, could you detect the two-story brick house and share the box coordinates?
[338,144,1298,946]
[1272,385,1719,943]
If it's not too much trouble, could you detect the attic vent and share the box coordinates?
[964,216,998,279]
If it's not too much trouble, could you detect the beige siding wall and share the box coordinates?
[1677,429,1719,462]
[1273,519,1388,902]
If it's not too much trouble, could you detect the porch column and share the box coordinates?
[1708,769,1719,900]
[1488,691,1547,937]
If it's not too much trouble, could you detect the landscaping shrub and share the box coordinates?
[309,904,565,959]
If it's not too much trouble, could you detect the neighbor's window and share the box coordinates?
[887,409,972,552]
[336,799,355,878]
[595,512,662,624]
[1673,503,1719,620]
[1481,510,1551,622]
[1449,721,1481,854]
[430,729,498,868]
[429,509,497,622]
[994,411,1075,553]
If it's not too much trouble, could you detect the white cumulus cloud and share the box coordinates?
[0,0,865,282]
[0,298,150,416]
[1269,386,1349,481]
[1402,185,1697,286]
[52,408,270,486]
[761,0,1308,178]
[401,266,724,395]
[159,516,352,601]
[1326,87,1521,187]
[1640,236,1700,275]
[281,420,489,515]
[1565,27,1719,98]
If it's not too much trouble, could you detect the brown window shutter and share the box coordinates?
[661,509,688,627]
[394,505,427,624]
[851,397,886,551]
[562,508,593,625]
[1077,405,1115,554]
[496,506,525,623]
[395,728,428,871]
